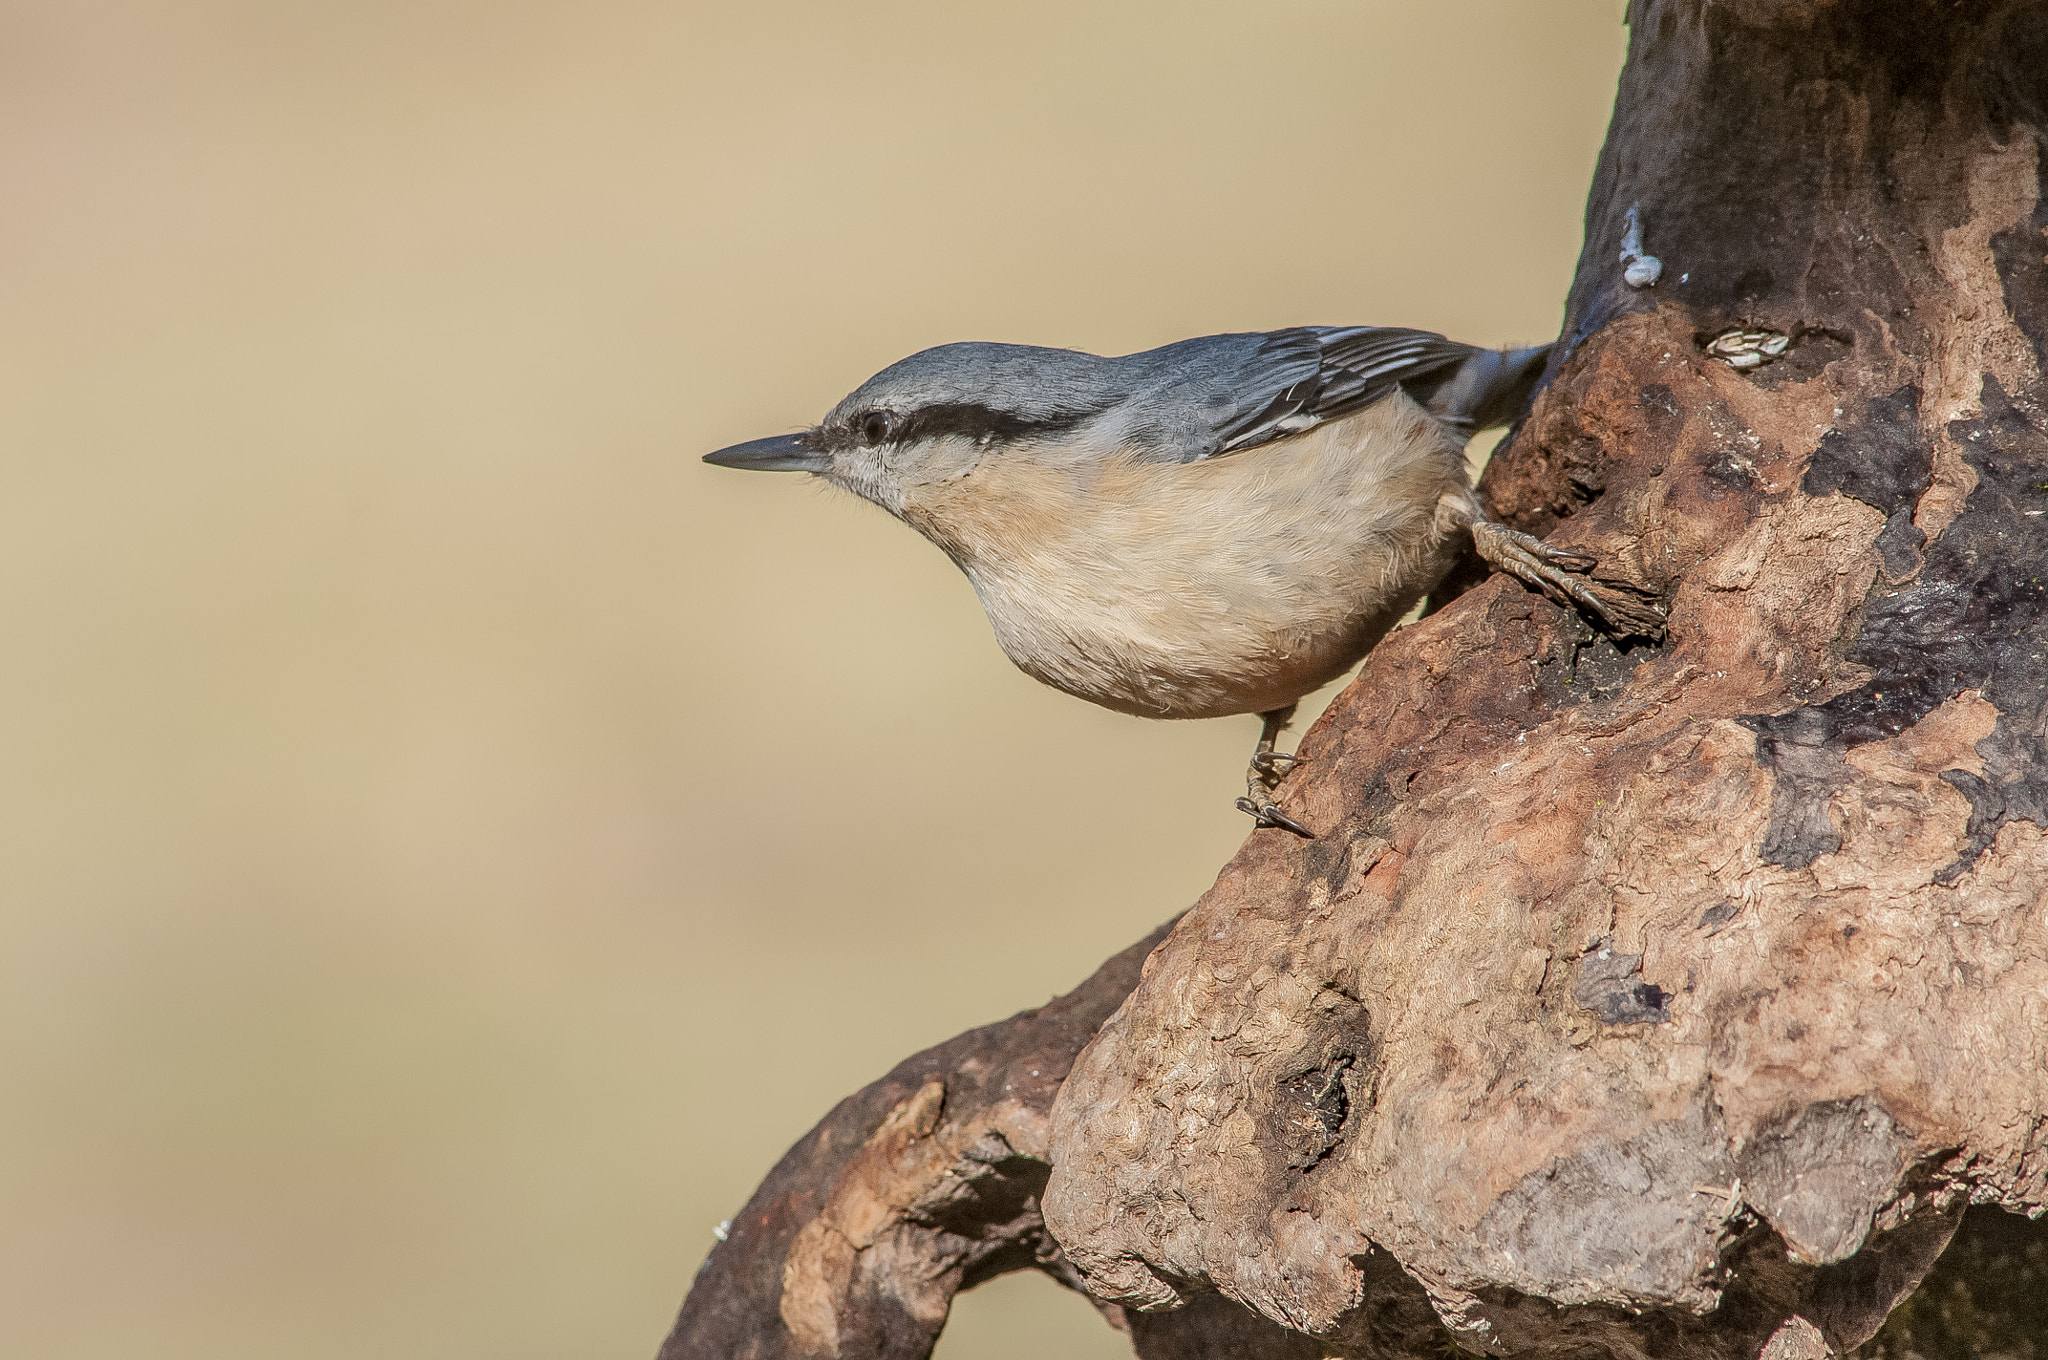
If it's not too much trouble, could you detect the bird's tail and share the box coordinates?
[1424,342,1554,435]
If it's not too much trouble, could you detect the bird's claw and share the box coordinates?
[1237,796,1315,838]
[1252,749,1304,778]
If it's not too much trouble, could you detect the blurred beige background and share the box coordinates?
[0,3,1625,1356]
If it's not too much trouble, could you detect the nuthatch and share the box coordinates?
[706,326,1662,836]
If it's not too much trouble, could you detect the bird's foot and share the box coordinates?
[1240,755,1313,837]
[1238,706,1314,837]
[1236,794,1314,838]
[1470,520,1666,638]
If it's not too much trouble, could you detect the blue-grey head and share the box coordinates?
[703,341,1128,515]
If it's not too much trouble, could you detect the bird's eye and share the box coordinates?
[859,412,892,446]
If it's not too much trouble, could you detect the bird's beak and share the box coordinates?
[703,433,830,473]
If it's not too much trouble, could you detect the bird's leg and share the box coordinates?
[1468,520,1667,638]
[1249,704,1301,782]
[1235,705,1313,838]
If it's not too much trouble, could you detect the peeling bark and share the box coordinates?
[665,1,2048,1356]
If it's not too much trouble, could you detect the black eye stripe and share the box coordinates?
[892,403,1102,445]
[808,401,1103,453]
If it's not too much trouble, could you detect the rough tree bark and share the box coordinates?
[662,2,2048,1356]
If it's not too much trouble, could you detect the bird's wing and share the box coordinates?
[1206,326,1475,456]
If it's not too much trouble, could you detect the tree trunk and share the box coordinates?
[662,1,2048,1356]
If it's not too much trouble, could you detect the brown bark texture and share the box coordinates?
[1041,1,2048,1356]
[663,2,2048,1357]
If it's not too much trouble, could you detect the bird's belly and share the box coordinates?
[970,549,1435,719]
[943,403,1474,719]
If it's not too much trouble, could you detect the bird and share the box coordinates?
[704,325,1663,836]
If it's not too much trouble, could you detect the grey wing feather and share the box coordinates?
[1210,326,1475,455]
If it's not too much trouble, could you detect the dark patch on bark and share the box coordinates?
[1929,378,2048,879]
[1872,511,1928,582]
[1299,787,1397,890]
[1639,382,1683,429]
[1293,829,1350,901]
[1979,4,2048,139]
[1697,900,1740,932]
[1938,765,2048,882]
[1574,939,1672,1025]
[1804,387,1932,579]
[1744,718,1850,869]
[1703,445,1765,498]
[1743,378,2048,872]
[1989,174,2048,370]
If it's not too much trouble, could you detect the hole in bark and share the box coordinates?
[1279,1054,1356,1171]
[1759,325,1853,386]
[1535,623,1661,709]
